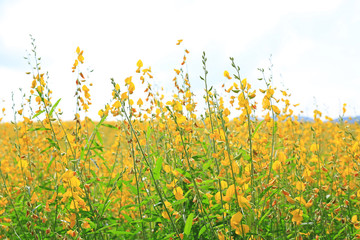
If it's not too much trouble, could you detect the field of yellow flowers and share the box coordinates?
[0,37,359,240]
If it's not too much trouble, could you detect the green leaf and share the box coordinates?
[172,198,188,207]
[153,156,163,180]
[96,131,103,145]
[333,226,346,238]
[46,138,60,150]
[93,222,121,233]
[121,213,134,223]
[32,109,45,119]
[146,126,153,140]
[46,155,56,172]
[198,225,207,237]
[184,213,194,236]
[258,185,272,200]
[258,208,271,225]
[237,149,250,160]
[102,123,117,129]
[234,153,243,161]
[28,127,50,132]
[40,146,51,154]
[108,230,136,236]
[99,115,107,125]
[202,161,211,173]
[49,98,61,117]
[90,169,97,179]
[191,155,205,161]
[252,120,264,138]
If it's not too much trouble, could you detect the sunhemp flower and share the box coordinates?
[224,70,232,79]
[173,186,184,200]
[352,215,360,229]
[290,209,303,225]
[136,59,143,73]
[137,98,143,106]
[230,212,250,235]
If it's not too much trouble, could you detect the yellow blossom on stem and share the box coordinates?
[231,212,250,235]
[128,81,135,94]
[290,209,303,225]
[121,92,128,101]
[224,70,232,79]
[173,187,184,200]
[136,59,143,73]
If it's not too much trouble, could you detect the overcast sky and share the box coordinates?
[0,0,359,121]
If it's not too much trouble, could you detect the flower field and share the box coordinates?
[0,38,359,239]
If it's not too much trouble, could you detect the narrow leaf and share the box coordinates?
[32,109,45,119]
[153,157,163,180]
[49,98,61,117]
[184,213,194,235]
[102,123,117,129]
[252,120,264,138]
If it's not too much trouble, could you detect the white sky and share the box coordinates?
[0,0,359,121]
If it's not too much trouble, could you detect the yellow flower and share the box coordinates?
[352,215,360,229]
[112,100,121,109]
[173,101,183,112]
[17,159,28,170]
[78,54,84,64]
[231,212,243,227]
[262,97,270,110]
[272,160,281,172]
[82,85,89,92]
[272,105,281,115]
[121,92,128,101]
[162,211,170,220]
[310,143,318,153]
[70,213,76,228]
[220,181,228,189]
[125,76,132,85]
[223,108,230,117]
[67,230,76,237]
[218,231,225,240]
[136,59,143,73]
[248,91,256,99]
[82,221,91,229]
[215,192,222,204]
[173,187,184,200]
[224,184,235,202]
[295,181,305,191]
[224,70,232,79]
[98,109,104,117]
[237,195,251,208]
[290,209,303,225]
[128,81,135,94]
[285,195,296,204]
[230,212,250,235]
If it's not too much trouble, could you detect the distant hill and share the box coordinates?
[296,116,314,122]
[253,116,360,123]
[334,116,360,124]
[289,116,360,123]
